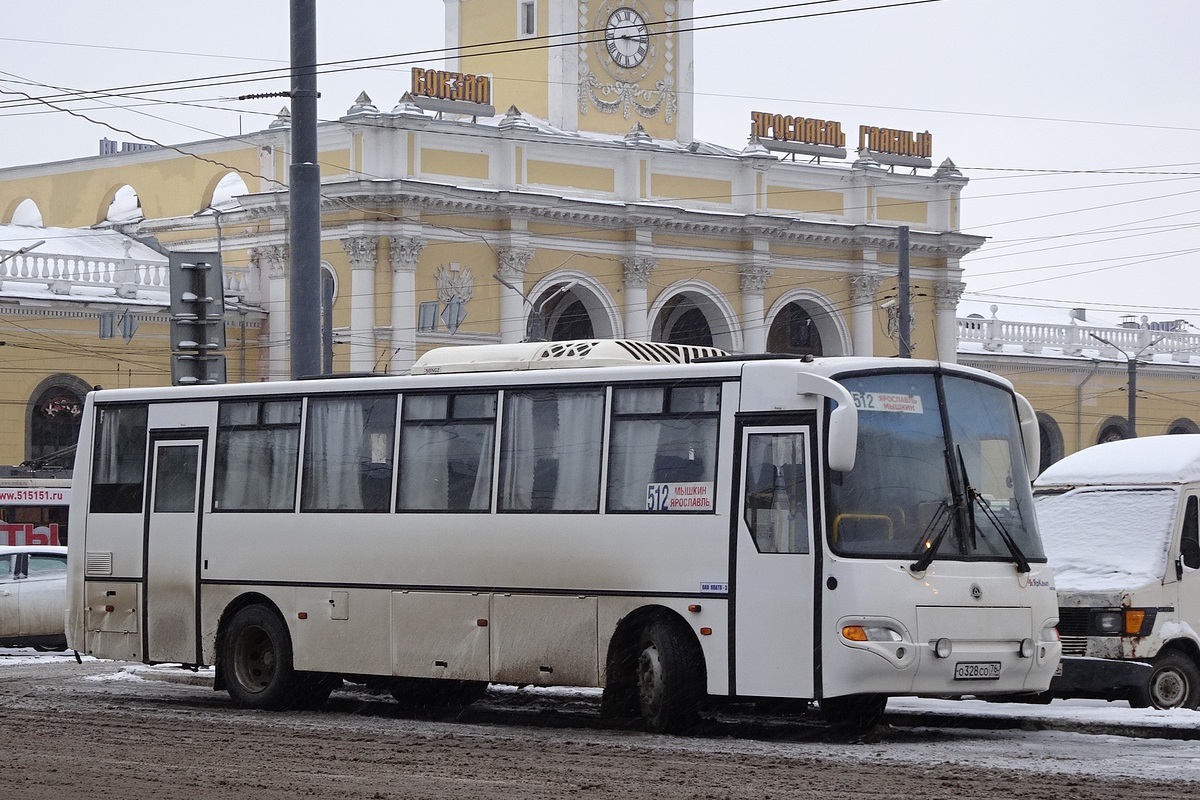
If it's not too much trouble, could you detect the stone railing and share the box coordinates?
[0,251,254,302]
[959,314,1200,363]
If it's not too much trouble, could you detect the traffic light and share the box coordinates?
[168,252,226,385]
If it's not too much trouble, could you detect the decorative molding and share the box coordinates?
[739,264,773,294]
[342,236,377,271]
[579,72,677,123]
[388,236,425,273]
[497,248,534,279]
[935,281,966,311]
[254,244,288,279]
[849,273,883,301]
[623,256,657,289]
[436,264,474,304]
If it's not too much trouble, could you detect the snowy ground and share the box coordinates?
[5,647,1199,785]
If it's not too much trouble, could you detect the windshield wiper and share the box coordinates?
[909,499,953,573]
[956,447,1031,574]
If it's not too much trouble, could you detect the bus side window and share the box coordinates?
[302,395,396,512]
[744,433,809,554]
[214,400,301,512]
[607,384,719,513]
[499,388,604,513]
[90,404,149,514]
[398,393,497,513]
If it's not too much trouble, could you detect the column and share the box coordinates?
[739,263,773,355]
[255,244,289,381]
[849,273,882,357]
[388,236,425,373]
[935,280,965,364]
[622,256,656,341]
[342,236,377,373]
[497,248,533,343]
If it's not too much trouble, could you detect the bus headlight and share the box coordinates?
[842,625,903,642]
[1019,638,1035,658]
[932,637,953,659]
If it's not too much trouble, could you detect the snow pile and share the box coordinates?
[1036,487,1177,591]
[1035,435,1200,487]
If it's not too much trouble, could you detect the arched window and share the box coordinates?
[10,198,43,226]
[27,378,90,467]
[1097,416,1130,445]
[767,302,823,356]
[1168,418,1200,435]
[543,288,596,341]
[1036,412,1064,473]
[106,185,143,224]
[658,294,714,347]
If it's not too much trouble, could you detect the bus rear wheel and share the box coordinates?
[635,620,702,734]
[220,604,299,710]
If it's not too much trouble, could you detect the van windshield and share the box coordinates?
[828,371,1044,564]
[1035,487,1177,591]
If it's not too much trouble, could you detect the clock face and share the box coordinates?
[604,7,650,69]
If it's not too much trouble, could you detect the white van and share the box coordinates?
[1033,435,1200,709]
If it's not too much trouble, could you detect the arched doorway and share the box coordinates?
[1168,418,1200,435]
[1097,416,1130,444]
[527,274,619,342]
[26,376,90,467]
[767,302,823,356]
[1036,412,1064,473]
[651,287,738,351]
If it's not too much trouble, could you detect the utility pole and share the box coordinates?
[897,226,911,358]
[289,0,322,378]
[1089,333,1164,438]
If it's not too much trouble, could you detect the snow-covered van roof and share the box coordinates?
[1034,434,1200,487]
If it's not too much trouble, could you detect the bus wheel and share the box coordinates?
[1131,652,1200,710]
[220,604,298,710]
[820,694,888,731]
[294,673,343,709]
[635,620,702,734]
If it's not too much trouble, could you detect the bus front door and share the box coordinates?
[733,425,817,699]
[144,437,204,665]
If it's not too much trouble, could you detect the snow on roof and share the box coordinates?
[1036,487,1176,591]
[1034,434,1200,487]
[0,223,165,262]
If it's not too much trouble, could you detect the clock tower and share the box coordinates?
[445,0,694,142]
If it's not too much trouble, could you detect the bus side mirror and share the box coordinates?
[1014,393,1040,478]
[1181,538,1200,571]
[795,373,857,473]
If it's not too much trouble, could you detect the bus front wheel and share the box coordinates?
[820,693,888,731]
[220,604,299,710]
[635,620,702,734]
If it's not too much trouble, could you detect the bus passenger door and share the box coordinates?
[145,437,204,665]
[733,424,817,699]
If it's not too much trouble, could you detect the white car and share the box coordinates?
[0,545,68,651]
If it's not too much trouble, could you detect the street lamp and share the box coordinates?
[494,274,576,342]
[1088,332,1165,438]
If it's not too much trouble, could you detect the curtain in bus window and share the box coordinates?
[303,396,396,512]
[499,389,604,512]
[398,395,496,512]
[90,405,148,514]
[214,401,300,511]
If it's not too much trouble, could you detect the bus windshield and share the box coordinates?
[828,371,1044,563]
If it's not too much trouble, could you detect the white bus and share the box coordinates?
[66,340,1060,731]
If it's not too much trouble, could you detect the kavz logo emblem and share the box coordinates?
[970,584,983,601]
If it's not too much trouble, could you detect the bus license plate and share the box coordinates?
[954,661,1002,680]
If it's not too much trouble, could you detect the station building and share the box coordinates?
[0,0,1193,473]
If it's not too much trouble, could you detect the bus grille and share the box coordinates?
[1058,607,1089,656]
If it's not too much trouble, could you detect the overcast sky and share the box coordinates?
[1,1,1196,323]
